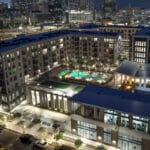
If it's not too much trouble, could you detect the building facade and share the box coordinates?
[103,0,117,18]
[26,82,150,150]
[132,28,150,64]
[0,29,121,110]
[80,24,144,60]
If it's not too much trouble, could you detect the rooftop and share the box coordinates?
[135,27,150,37]
[0,29,120,53]
[79,23,145,29]
[116,60,150,78]
[27,79,84,97]
[71,85,150,118]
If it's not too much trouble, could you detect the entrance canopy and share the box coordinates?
[116,60,150,78]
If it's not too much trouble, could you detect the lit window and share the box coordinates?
[42,48,47,55]
[60,39,63,43]
[60,44,63,48]
[94,38,98,41]
[52,46,56,51]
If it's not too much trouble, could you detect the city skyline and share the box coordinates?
[0,0,150,9]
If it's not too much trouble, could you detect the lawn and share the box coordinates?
[41,80,70,89]
[17,120,24,126]
[74,86,84,92]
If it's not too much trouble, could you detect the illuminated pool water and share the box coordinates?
[70,71,89,78]
[59,70,107,82]
[59,70,70,76]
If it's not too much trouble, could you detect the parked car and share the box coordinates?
[19,134,36,144]
[32,140,48,149]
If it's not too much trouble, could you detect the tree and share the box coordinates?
[95,145,107,150]
[74,139,82,149]
[54,132,63,142]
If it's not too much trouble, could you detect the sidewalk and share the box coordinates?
[0,102,120,150]
[4,116,120,150]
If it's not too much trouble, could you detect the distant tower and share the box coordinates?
[103,0,117,18]
[79,0,94,11]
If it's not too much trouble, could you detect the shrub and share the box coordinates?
[95,145,107,150]
[54,132,63,141]
[74,139,82,149]
[13,112,21,118]
[32,118,40,124]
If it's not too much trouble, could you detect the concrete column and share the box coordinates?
[142,138,150,150]
[121,74,123,84]
[99,108,104,122]
[129,115,133,129]
[61,96,64,112]
[117,113,121,126]
[143,77,146,88]
[147,120,150,134]
[111,129,118,147]
[94,107,97,119]
[139,78,142,87]
[67,100,72,114]
[81,105,85,116]
[71,119,77,135]
[114,74,116,87]
[51,93,54,109]
[97,126,103,142]
[55,94,58,110]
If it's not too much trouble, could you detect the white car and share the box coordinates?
[33,140,48,149]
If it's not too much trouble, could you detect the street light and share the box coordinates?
[23,124,26,134]
[3,116,7,127]
[97,136,102,141]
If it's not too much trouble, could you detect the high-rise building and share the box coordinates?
[132,28,150,64]
[47,0,94,23]
[79,0,94,11]
[65,0,80,10]
[48,0,65,23]
[103,0,117,18]
[11,0,36,16]
[10,0,50,24]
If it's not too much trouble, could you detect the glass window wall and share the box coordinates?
[121,113,129,127]
[103,128,111,144]
[132,116,148,133]
[77,121,97,140]
[104,110,118,125]
[118,132,142,150]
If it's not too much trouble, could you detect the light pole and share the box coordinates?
[23,124,26,134]
[3,116,7,127]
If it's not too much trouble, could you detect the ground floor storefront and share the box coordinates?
[71,115,150,150]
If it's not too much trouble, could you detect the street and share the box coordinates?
[0,128,54,150]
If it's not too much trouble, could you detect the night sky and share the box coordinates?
[0,0,149,9]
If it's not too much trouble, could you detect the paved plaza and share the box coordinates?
[0,101,120,150]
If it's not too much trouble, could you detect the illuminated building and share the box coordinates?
[0,29,121,110]
[0,27,150,149]
[103,0,117,18]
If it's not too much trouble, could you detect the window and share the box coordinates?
[104,110,118,125]
[103,128,111,144]
[42,48,48,55]
[121,113,129,127]
[77,121,97,140]
[132,116,148,133]
[118,132,141,150]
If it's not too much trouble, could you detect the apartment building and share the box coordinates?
[26,78,150,150]
[80,24,144,60]
[103,0,117,18]
[0,29,121,110]
[132,28,150,64]
[71,85,150,150]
